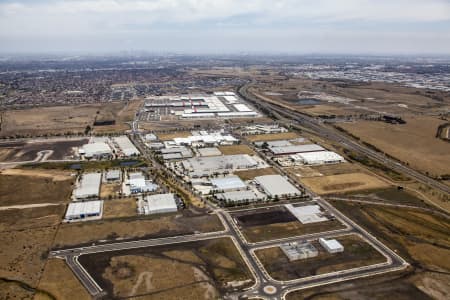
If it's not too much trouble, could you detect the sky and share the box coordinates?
[1,0,450,55]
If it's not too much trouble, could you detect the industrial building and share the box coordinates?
[73,173,102,200]
[270,144,325,155]
[215,190,265,204]
[181,154,262,177]
[319,238,344,253]
[254,175,301,198]
[168,131,238,147]
[142,193,178,215]
[65,200,103,221]
[197,147,222,157]
[124,172,158,195]
[160,146,193,160]
[280,241,318,261]
[290,151,345,165]
[242,124,288,135]
[79,142,112,159]
[285,204,329,224]
[210,176,247,192]
[113,136,140,157]
[105,169,121,182]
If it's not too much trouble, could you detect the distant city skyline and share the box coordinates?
[1,0,450,55]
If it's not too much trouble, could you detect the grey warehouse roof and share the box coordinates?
[210,176,246,191]
[270,144,325,155]
[255,175,300,197]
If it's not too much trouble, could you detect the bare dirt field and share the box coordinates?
[234,167,278,180]
[35,259,91,300]
[285,166,323,179]
[0,101,138,137]
[245,132,299,142]
[100,182,121,199]
[300,172,390,195]
[0,204,65,232]
[339,116,450,177]
[0,138,88,162]
[231,206,345,243]
[92,99,143,134]
[156,131,192,141]
[311,163,363,176]
[0,171,74,206]
[53,212,224,248]
[78,237,253,298]
[218,144,255,155]
[256,234,386,281]
[103,198,137,219]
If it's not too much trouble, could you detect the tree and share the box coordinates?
[84,125,92,135]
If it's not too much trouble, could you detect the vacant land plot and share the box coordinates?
[231,206,345,243]
[300,172,390,195]
[218,144,255,155]
[0,138,88,162]
[53,212,223,248]
[156,131,192,141]
[245,132,299,142]
[347,188,430,208]
[234,167,278,180]
[35,259,90,300]
[285,166,323,178]
[103,198,137,219]
[0,171,74,206]
[256,234,386,281]
[100,183,121,199]
[312,163,362,176]
[339,116,450,176]
[78,238,253,298]
[0,204,65,232]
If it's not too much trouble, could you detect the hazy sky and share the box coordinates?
[1,0,450,55]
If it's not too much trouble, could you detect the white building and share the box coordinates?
[319,238,344,253]
[65,200,103,221]
[254,175,301,198]
[73,173,102,200]
[143,193,178,215]
[105,169,121,181]
[216,190,265,204]
[270,144,325,155]
[210,176,247,192]
[290,151,345,165]
[285,204,329,224]
[125,172,158,195]
[182,154,261,177]
[280,242,318,261]
[113,136,140,157]
[80,142,112,159]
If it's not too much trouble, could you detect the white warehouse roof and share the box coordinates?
[255,175,301,198]
[319,238,344,253]
[74,173,102,199]
[144,193,178,215]
[271,144,325,155]
[113,136,140,156]
[81,142,112,158]
[211,176,247,191]
[65,200,103,220]
[291,151,345,165]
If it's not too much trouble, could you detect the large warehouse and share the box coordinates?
[65,200,103,221]
[182,154,261,177]
[319,238,344,253]
[216,190,265,204]
[254,175,301,198]
[210,176,247,192]
[270,144,325,155]
[285,204,329,224]
[113,136,140,157]
[79,142,112,159]
[143,193,178,215]
[291,151,345,165]
[73,173,102,200]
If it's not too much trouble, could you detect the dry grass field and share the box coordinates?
[300,172,390,195]
[103,198,137,219]
[218,144,255,155]
[339,116,450,177]
[156,131,192,141]
[256,234,386,281]
[285,166,324,178]
[234,167,278,180]
[245,132,299,142]
[100,182,121,199]
[78,237,253,299]
[35,259,91,300]
[0,170,74,206]
[0,205,65,232]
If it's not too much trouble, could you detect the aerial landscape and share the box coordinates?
[0,1,449,300]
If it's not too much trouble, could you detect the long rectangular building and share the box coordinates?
[65,200,103,221]
[113,136,140,156]
[73,173,102,200]
[270,144,325,155]
[254,175,301,198]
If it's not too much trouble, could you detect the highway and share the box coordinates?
[238,83,450,197]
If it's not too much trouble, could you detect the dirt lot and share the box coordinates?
[231,206,345,243]
[100,182,121,199]
[218,144,255,155]
[234,167,278,180]
[245,132,299,142]
[285,166,323,179]
[311,163,363,176]
[0,171,74,206]
[294,201,450,300]
[103,198,137,219]
[53,212,224,248]
[300,172,390,195]
[256,234,386,281]
[0,204,65,232]
[0,138,88,162]
[339,116,450,177]
[35,259,90,300]
[78,238,253,298]
[0,101,138,137]
[156,131,192,141]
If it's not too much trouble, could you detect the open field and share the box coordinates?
[293,200,450,300]
[256,234,386,281]
[92,99,143,134]
[0,101,137,137]
[346,187,431,208]
[311,163,363,176]
[156,131,192,141]
[35,259,91,300]
[103,198,137,219]
[285,166,324,179]
[300,172,390,195]
[100,182,121,199]
[78,237,253,298]
[0,204,65,232]
[245,132,299,142]
[234,167,278,180]
[0,138,88,162]
[53,212,224,248]
[218,144,255,155]
[338,116,450,177]
[0,171,74,206]
[231,206,345,243]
